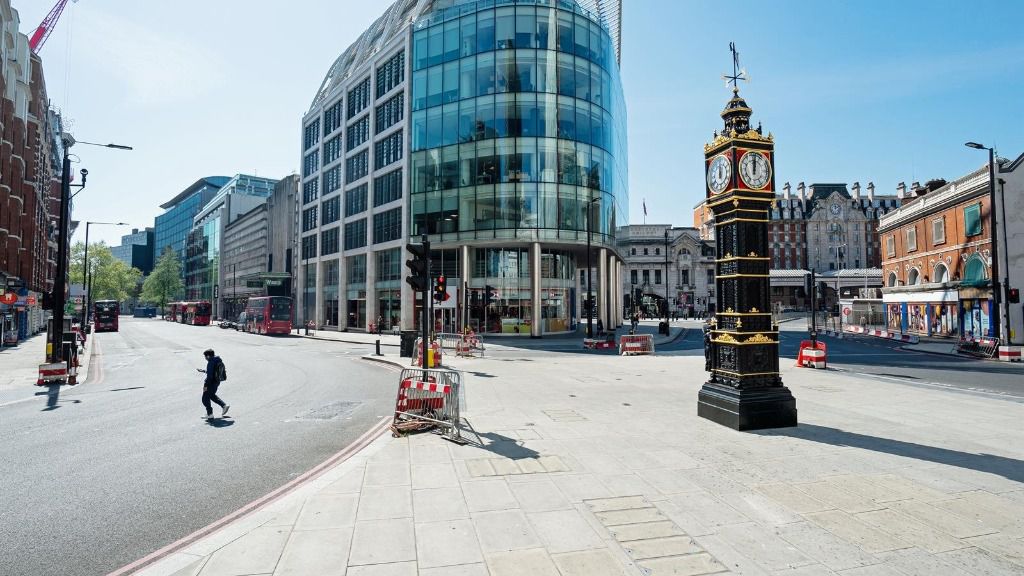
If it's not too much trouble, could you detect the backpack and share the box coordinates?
[217,360,227,382]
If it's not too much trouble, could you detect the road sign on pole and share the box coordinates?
[64,301,76,315]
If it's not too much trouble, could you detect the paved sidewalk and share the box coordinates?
[136,347,1024,576]
[0,332,94,389]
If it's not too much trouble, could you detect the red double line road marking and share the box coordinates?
[107,416,391,576]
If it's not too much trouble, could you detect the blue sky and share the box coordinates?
[15,0,1024,246]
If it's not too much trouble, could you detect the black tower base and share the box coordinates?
[697,382,797,431]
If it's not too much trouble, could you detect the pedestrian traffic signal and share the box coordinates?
[433,275,448,301]
[1009,287,1020,304]
[405,241,430,291]
[484,285,496,306]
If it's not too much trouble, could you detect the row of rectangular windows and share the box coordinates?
[317,50,406,139]
[302,207,403,259]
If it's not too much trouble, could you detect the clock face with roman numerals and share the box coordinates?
[739,150,771,190]
[707,154,732,194]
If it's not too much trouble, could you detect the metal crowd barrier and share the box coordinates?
[957,337,999,358]
[436,332,464,350]
[392,367,463,442]
[619,333,654,355]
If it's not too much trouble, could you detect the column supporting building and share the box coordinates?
[460,244,471,333]
[531,242,542,338]
[364,252,377,332]
[598,248,608,330]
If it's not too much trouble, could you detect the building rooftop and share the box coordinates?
[159,176,231,210]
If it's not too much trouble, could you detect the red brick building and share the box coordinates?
[1,2,62,342]
[879,168,993,339]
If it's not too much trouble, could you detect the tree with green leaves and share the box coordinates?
[142,247,184,313]
[70,241,143,302]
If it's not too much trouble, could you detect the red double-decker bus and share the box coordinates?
[93,300,120,332]
[244,296,293,335]
[182,301,212,326]
[165,302,182,322]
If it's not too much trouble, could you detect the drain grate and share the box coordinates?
[295,401,362,421]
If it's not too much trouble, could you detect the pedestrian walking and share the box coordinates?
[376,314,384,335]
[197,349,229,419]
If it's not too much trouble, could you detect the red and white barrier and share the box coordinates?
[843,326,920,344]
[796,340,827,369]
[583,338,616,350]
[998,346,1022,362]
[37,362,67,385]
[619,334,654,356]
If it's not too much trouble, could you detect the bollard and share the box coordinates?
[376,339,381,356]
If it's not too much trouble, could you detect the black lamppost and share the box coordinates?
[585,195,600,338]
[49,135,132,363]
[965,142,1004,343]
[81,221,128,329]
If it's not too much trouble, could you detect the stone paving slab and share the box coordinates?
[132,349,1024,576]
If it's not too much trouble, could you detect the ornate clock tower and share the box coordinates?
[698,44,797,430]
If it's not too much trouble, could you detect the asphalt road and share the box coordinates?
[0,318,397,576]
[655,319,1024,400]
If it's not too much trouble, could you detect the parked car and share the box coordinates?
[235,311,248,332]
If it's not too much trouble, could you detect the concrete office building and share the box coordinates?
[300,0,628,336]
[111,227,155,274]
[185,174,277,318]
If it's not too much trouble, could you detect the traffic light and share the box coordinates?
[484,285,496,306]
[817,282,828,296]
[405,241,429,291]
[433,275,448,301]
[41,291,54,310]
[1009,287,1020,304]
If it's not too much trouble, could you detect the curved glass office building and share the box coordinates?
[300,0,627,336]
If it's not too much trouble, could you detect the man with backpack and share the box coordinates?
[198,348,229,419]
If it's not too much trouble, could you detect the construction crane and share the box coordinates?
[28,0,78,53]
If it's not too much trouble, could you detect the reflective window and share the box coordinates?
[323,100,343,135]
[345,184,368,216]
[347,78,371,119]
[344,218,367,250]
[373,208,402,244]
[321,227,340,255]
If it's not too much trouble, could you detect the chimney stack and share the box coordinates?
[851,182,860,201]
[896,182,906,199]
[783,182,791,200]
[797,182,806,201]
[867,182,875,202]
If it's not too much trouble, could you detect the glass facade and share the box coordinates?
[410,1,627,243]
[185,216,220,302]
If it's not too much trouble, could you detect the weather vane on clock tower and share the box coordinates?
[723,41,747,92]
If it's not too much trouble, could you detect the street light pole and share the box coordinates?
[48,134,132,363]
[965,142,1004,343]
[81,221,129,329]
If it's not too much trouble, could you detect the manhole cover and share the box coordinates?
[295,401,362,420]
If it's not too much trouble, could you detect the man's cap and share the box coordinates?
[204,349,215,356]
